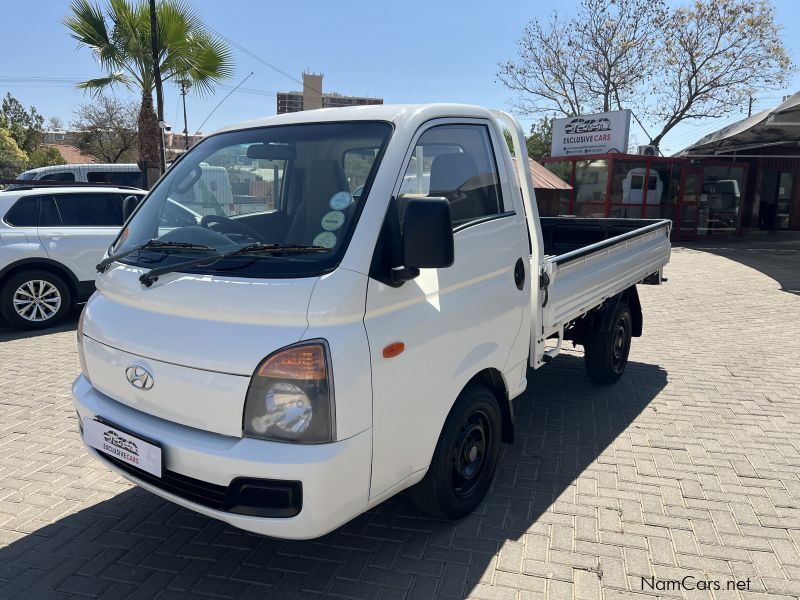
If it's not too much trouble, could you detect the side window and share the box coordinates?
[39,196,62,226]
[88,171,142,188]
[398,124,504,229]
[40,172,75,182]
[87,171,112,184]
[4,196,38,226]
[50,193,123,226]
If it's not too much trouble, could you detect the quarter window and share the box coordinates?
[4,196,38,226]
[398,124,504,229]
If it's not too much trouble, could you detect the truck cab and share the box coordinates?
[72,104,670,539]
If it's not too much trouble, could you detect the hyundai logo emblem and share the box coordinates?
[125,365,154,391]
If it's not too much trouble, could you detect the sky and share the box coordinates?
[1,0,798,156]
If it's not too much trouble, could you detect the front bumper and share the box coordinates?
[72,375,371,539]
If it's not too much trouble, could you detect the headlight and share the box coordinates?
[76,308,90,384]
[243,341,334,443]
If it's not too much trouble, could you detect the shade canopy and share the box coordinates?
[512,157,572,190]
[679,91,800,155]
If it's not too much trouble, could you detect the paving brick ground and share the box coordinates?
[1,236,799,600]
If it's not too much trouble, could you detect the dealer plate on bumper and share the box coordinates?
[83,417,163,477]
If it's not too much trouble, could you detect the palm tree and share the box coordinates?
[65,0,234,175]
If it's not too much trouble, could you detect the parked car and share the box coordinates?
[0,185,146,329]
[11,163,143,189]
[72,104,671,540]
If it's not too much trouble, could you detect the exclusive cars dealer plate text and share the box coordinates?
[83,417,163,477]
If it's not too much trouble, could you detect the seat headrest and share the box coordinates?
[429,153,478,196]
[306,159,349,201]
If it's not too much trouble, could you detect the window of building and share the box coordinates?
[398,124,503,229]
[645,162,682,221]
[574,159,608,217]
[701,165,745,234]
[608,160,648,218]
[776,172,795,230]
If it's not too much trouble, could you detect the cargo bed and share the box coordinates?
[534,217,672,355]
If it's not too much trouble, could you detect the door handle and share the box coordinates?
[514,258,525,290]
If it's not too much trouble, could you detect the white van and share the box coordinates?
[72,104,670,539]
[14,164,142,188]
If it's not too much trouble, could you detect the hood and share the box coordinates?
[83,265,317,376]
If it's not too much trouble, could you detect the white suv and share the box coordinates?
[0,185,145,329]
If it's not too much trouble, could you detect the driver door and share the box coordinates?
[363,120,528,499]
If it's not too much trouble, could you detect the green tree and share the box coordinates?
[65,0,234,173]
[1,93,45,154]
[526,118,552,160]
[503,121,552,160]
[0,127,28,180]
[27,145,67,169]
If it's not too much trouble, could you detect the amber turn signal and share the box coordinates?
[382,342,405,359]
[257,343,327,380]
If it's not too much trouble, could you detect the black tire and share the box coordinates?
[409,384,502,520]
[0,270,72,330]
[584,300,632,384]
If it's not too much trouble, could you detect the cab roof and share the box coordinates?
[211,103,498,135]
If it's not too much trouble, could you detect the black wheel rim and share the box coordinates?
[450,410,494,499]
[612,317,629,373]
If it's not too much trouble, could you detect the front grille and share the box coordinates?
[97,452,302,518]
[101,453,228,510]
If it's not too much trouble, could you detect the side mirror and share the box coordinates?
[122,195,143,221]
[391,198,454,283]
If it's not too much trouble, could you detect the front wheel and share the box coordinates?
[0,270,72,330]
[584,300,632,384]
[409,384,502,519]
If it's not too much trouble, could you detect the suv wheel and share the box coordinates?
[1,270,72,330]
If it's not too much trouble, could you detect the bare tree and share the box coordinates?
[649,0,792,146]
[47,116,64,131]
[499,0,793,149]
[573,0,667,113]
[497,0,665,117]
[498,13,587,117]
[72,96,139,163]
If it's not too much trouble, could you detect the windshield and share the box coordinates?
[113,121,392,277]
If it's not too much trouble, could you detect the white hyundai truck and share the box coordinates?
[72,104,670,539]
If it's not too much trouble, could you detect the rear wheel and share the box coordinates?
[409,384,502,519]
[584,301,632,384]
[1,270,72,330]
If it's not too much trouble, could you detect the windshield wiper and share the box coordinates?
[138,242,331,287]
[96,240,215,273]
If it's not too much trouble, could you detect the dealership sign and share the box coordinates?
[551,109,631,157]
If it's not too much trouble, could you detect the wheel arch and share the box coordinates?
[0,258,81,300]
[623,286,643,337]
[466,368,514,444]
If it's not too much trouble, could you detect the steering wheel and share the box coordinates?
[200,214,265,242]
